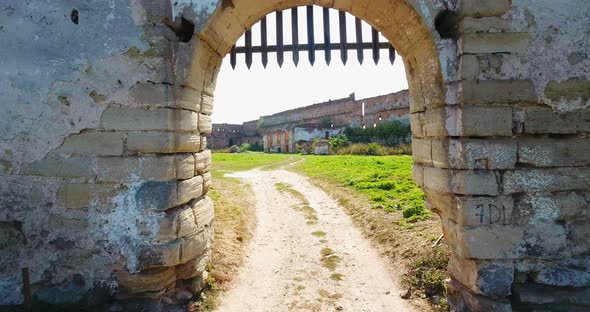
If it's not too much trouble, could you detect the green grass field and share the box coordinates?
[212,152,427,221]
[293,155,428,221]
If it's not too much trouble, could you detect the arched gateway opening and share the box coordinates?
[185,0,463,308]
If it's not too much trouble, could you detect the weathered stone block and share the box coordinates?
[129,83,200,112]
[201,94,214,115]
[127,132,201,153]
[448,255,515,297]
[154,210,179,242]
[503,167,590,193]
[460,17,510,33]
[462,33,530,54]
[452,170,500,196]
[177,206,198,238]
[23,157,93,178]
[424,108,447,137]
[460,0,512,17]
[410,113,425,137]
[567,221,590,255]
[456,196,514,226]
[412,164,425,187]
[423,167,451,193]
[518,137,590,167]
[454,106,513,137]
[176,257,202,280]
[202,172,212,194]
[431,139,450,168]
[116,267,176,294]
[198,114,212,135]
[57,184,90,209]
[175,154,196,180]
[532,264,590,287]
[178,176,204,204]
[101,107,198,131]
[200,136,208,151]
[443,217,524,259]
[556,192,590,221]
[194,150,212,175]
[448,278,513,312]
[95,156,181,182]
[412,138,432,166]
[461,54,480,80]
[137,240,181,269]
[53,132,124,156]
[135,180,178,211]
[523,107,590,134]
[544,77,590,103]
[449,139,517,170]
[191,197,214,230]
[180,231,208,263]
[461,80,537,104]
[513,283,590,306]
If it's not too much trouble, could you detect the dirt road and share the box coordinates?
[214,168,413,312]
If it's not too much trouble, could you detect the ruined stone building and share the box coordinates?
[1,0,590,311]
[210,90,410,152]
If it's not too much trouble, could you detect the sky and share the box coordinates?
[213,6,409,124]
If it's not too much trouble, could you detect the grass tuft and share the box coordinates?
[330,273,344,281]
[312,231,327,237]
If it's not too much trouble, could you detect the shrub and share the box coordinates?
[328,135,349,149]
[238,143,251,153]
[345,120,411,147]
[333,143,410,156]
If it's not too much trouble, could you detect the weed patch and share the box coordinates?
[330,273,344,281]
[320,248,341,271]
[312,231,327,237]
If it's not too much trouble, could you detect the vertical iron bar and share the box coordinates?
[22,268,31,312]
[261,16,268,68]
[276,10,284,67]
[371,27,380,65]
[245,28,253,69]
[355,17,363,64]
[338,10,348,65]
[307,6,315,65]
[230,44,237,69]
[292,8,299,66]
[389,45,396,65]
[323,7,331,65]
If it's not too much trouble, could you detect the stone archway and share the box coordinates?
[181,0,465,307]
[2,0,589,310]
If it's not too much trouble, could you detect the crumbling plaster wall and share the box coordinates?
[1,0,216,306]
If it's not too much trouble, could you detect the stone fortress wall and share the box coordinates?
[210,90,410,150]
